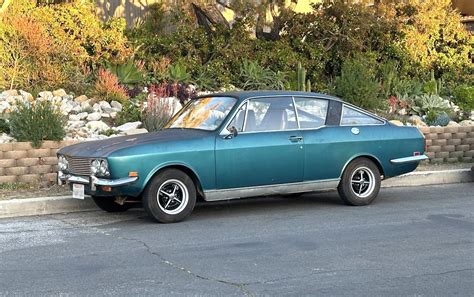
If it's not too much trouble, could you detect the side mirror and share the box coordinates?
[225,126,238,139]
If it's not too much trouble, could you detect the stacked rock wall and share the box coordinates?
[0,141,78,184]
[419,126,474,163]
[0,127,473,185]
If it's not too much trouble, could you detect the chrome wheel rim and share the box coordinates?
[157,179,189,215]
[350,167,376,198]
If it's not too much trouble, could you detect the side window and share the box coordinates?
[245,97,297,132]
[227,103,247,132]
[340,106,383,125]
[294,97,328,129]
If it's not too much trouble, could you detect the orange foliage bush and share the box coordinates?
[0,0,132,91]
[95,69,129,103]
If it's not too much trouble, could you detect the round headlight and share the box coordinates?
[91,159,101,175]
[58,156,68,171]
[99,160,109,176]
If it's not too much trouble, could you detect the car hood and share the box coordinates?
[58,129,212,158]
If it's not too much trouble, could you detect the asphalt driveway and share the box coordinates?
[0,183,473,296]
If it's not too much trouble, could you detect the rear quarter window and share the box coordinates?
[340,106,384,125]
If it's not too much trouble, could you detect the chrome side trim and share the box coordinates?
[203,179,340,202]
[390,155,428,164]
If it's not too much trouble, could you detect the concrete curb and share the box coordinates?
[382,168,474,188]
[0,169,472,219]
[0,196,97,219]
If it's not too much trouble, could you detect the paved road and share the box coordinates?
[0,184,473,296]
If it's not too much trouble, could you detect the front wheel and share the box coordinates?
[143,169,196,223]
[337,158,381,206]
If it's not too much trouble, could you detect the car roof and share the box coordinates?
[197,90,344,103]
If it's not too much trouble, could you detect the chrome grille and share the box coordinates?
[66,156,91,176]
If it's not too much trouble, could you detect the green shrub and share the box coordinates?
[238,59,286,90]
[0,118,10,134]
[452,85,474,112]
[115,100,142,126]
[9,100,66,148]
[334,54,381,109]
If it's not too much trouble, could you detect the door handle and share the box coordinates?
[288,136,303,142]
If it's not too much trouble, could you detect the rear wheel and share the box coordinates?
[92,196,132,212]
[143,169,196,223]
[338,158,381,206]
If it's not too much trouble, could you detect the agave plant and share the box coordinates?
[107,59,143,86]
[165,62,192,84]
[411,94,450,116]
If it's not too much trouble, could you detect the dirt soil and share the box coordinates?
[0,184,70,201]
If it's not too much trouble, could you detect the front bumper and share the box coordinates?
[58,171,138,191]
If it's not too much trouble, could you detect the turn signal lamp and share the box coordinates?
[129,172,138,177]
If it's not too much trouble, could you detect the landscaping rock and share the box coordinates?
[99,100,112,110]
[124,128,148,135]
[74,95,88,103]
[110,112,117,119]
[408,115,426,127]
[80,100,92,110]
[69,114,81,121]
[2,89,18,97]
[87,120,109,133]
[110,101,123,111]
[67,120,86,129]
[447,121,460,127]
[38,91,53,100]
[459,120,474,126]
[0,101,10,114]
[52,89,67,97]
[389,120,404,126]
[116,121,142,132]
[60,101,75,114]
[19,90,33,102]
[77,112,88,120]
[87,112,101,121]
[92,103,102,112]
[0,133,14,143]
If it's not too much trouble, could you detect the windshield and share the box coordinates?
[165,97,237,131]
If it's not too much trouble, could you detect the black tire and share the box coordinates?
[92,196,132,212]
[337,158,381,206]
[143,169,196,223]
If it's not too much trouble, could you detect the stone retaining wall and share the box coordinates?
[0,126,473,184]
[418,126,474,163]
[0,141,79,184]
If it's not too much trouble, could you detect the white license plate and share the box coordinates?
[72,184,85,200]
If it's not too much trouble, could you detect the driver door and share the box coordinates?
[215,96,304,190]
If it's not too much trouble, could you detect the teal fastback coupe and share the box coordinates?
[58,91,428,223]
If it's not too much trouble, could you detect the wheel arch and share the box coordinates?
[143,163,205,200]
[339,154,385,179]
